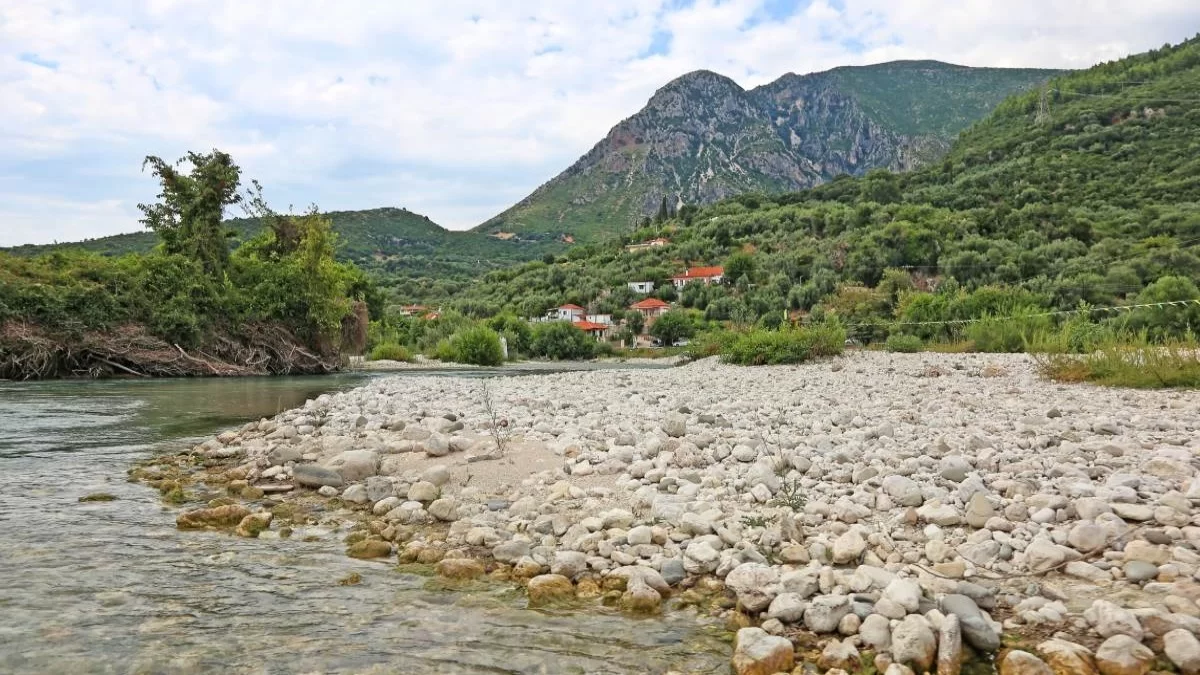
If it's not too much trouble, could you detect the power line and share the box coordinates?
[836,299,1200,330]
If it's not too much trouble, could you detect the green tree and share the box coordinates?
[531,321,596,360]
[655,196,669,224]
[725,251,756,285]
[138,150,242,276]
[650,310,695,346]
[626,311,645,335]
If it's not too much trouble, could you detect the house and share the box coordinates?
[671,266,724,288]
[630,297,671,321]
[397,304,426,316]
[624,237,670,253]
[573,320,610,341]
[627,281,655,294]
[551,304,586,322]
[585,313,613,326]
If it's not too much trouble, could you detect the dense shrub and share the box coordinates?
[368,343,412,362]
[964,312,1054,353]
[530,321,596,360]
[721,324,846,365]
[649,310,696,346]
[687,329,742,359]
[885,334,924,353]
[448,326,505,366]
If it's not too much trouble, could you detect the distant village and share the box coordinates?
[397,237,726,348]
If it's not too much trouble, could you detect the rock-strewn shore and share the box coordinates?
[145,352,1200,675]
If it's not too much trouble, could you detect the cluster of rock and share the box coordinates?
[171,352,1200,674]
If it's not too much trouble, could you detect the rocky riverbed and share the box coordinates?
[140,352,1200,675]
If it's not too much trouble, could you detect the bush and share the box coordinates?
[686,329,742,359]
[964,312,1053,353]
[448,326,505,366]
[368,343,412,362]
[530,321,596,360]
[885,334,923,353]
[721,324,846,365]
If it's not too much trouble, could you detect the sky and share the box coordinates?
[2,1,1199,247]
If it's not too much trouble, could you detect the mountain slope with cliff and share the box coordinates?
[477,61,1060,241]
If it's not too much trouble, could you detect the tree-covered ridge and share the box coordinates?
[447,36,1200,341]
[476,60,1059,242]
[4,204,562,307]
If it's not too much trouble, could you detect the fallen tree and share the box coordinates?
[0,321,340,380]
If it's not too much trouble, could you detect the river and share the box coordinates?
[0,370,730,674]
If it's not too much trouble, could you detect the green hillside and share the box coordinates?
[5,207,560,303]
[447,37,1200,337]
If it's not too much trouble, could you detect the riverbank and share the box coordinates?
[139,351,1200,674]
[349,353,690,372]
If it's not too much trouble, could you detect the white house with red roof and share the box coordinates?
[551,303,586,322]
[630,297,671,321]
[671,266,724,288]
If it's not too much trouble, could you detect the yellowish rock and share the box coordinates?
[346,539,393,559]
[527,574,575,607]
[176,504,250,530]
[435,558,485,580]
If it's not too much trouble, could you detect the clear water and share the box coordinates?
[0,373,729,674]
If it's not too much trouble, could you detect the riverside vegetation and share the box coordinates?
[0,151,377,379]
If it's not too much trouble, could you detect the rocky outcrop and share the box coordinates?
[479,61,1058,240]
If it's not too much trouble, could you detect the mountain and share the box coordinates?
[476,61,1061,241]
[5,207,558,286]
[452,37,1200,324]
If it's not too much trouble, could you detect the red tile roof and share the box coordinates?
[558,304,585,311]
[630,298,670,310]
[672,266,724,280]
[573,320,609,331]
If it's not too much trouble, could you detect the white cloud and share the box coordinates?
[1,0,1198,246]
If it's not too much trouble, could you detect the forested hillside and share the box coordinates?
[451,37,1200,340]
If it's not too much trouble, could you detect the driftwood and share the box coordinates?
[0,320,341,380]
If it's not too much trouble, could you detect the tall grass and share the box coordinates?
[717,324,846,366]
[1033,330,1200,389]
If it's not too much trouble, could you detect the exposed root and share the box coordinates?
[0,320,341,380]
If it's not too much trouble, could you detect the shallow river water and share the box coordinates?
[0,370,730,674]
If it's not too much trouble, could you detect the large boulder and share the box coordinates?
[1001,651,1053,675]
[526,574,575,607]
[176,504,250,530]
[892,615,937,672]
[731,627,794,675]
[346,539,392,559]
[324,449,379,482]
[1165,629,1200,675]
[725,563,781,613]
[1084,599,1143,641]
[1037,639,1098,675]
[1094,635,1153,675]
[804,595,851,634]
[832,529,867,564]
[942,594,1000,652]
[436,557,486,580]
[292,464,344,488]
